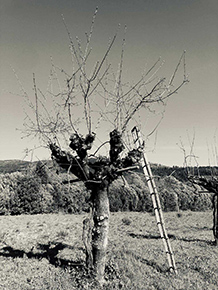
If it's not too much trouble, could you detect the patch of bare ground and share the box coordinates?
[0,211,217,289]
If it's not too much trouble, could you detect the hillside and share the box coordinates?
[1,159,217,182]
[0,158,214,215]
[0,160,32,174]
[0,160,53,174]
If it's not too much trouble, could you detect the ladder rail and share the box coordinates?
[132,126,177,274]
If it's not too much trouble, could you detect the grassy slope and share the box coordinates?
[0,211,217,290]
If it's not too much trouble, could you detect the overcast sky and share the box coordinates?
[0,0,218,166]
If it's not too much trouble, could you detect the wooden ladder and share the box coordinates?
[131,126,177,274]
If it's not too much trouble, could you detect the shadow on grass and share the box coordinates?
[123,249,166,273]
[129,233,177,240]
[189,226,212,231]
[0,242,122,288]
[0,242,84,269]
[128,233,215,246]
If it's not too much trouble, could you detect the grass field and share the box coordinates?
[0,211,217,289]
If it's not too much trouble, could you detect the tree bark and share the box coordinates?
[213,194,218,245]
[82,217,94,269]
[91,185,110,284]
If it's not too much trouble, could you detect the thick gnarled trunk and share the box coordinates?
[50,131,142,282]
[91,185,110,284]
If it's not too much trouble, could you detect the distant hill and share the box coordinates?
[150,164,218,182]
[0,160,32,174]
[0,159,217,183]
[0,159,171,175]
[0,159,53,174]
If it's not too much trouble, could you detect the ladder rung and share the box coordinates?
[133,138,139,143]
[160,236,169,241]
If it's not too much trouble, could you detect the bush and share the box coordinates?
[39,184,54,213]
[0,169,214,215]
[159,188,179,212]
[0,170,91,215]
[131,185,153,212]
[0,172,49,215]
[192,192,212,211]
[108,179,139,212]
[157,176,191,211]
[108,179,131,212]
[0,172,24,215]
[0,192,9,215]
[50,181,90,213]
[10,175,43,215]
[34,161,49,184]
[122,172,153,212]
[155,176,213,211]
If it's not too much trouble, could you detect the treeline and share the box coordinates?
[0,160,33,174]
[147,164,218,182]
[0,161,213,215]
[1,160,217,181]
[0,172,90,216]
[110,172,212,212]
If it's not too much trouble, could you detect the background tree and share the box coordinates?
[189,175,218,245]
[34,160,49,184]
[20,8,188,284]
[179,133,218,245]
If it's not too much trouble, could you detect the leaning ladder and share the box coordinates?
[131,126,177,274]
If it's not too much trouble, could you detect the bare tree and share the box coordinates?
[20,9,188,284]
[179,133,218,245]
[189,175,218,245]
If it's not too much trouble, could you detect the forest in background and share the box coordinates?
[0,159,215,216]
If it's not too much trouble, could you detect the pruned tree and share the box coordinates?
[19,8,188,284]
[189,175,218,245]
[179,133,218,245]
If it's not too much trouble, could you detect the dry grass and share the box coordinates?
[0,211,217,289]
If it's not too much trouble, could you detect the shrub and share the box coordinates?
[0,172,24,214]
[34,161,49,184]
[157,176,192,211]
[108,179,139,212]
[192,192,212,211]
[39,184,54,213]
[0,191,9,215]
[159,188,179,212]
[0,168,214,215]
[121,172,153,212]
[50,181,90,213]
[10,175,43,215]
[131,185,153,212]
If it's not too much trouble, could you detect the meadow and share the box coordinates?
[0,210,217,289]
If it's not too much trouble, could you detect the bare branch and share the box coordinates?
[169,51,186,86]
[90,33,117,81]
[33,74,41,135]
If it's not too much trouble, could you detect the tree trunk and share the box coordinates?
[91,185,110,284]
[213,194,218,245]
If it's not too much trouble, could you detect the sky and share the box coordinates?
[0,0,218,166]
